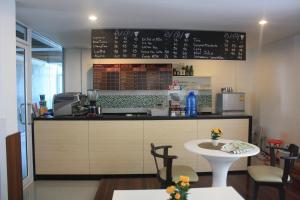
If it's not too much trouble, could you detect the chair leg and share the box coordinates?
[278,186,285,200]
[161,181,170,189]
[253,183,259,200]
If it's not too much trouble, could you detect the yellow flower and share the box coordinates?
[181,182,186,187]
[166,186,176,194]
[175,193,181,200]
[179,176,190,183]
[212,128,222,134]
[211,128,223,137]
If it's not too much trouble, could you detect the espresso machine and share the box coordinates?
[53,92,89,116]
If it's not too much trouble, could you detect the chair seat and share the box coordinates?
[248,165,291,183]
[159,165,199,182]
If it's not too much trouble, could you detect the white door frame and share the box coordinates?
[16,29,33,188]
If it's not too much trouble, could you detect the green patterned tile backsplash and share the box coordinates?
[198,95,212,107]
[96,95,168,108]
[96,93,212,110]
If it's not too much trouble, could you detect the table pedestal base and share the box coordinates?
[204,156,239,187]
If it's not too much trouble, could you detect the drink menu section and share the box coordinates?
[91,29,246,60]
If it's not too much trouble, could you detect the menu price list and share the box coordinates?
[92,29,246,60]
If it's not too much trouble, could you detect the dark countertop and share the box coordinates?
[34,114,252,121]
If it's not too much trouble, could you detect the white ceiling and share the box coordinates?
[16,0,300,49]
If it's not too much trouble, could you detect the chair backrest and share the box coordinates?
[150,143,177,184]
[282,144,299,182]
[270,144,299,183]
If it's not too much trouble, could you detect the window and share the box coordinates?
[16,22,27,41]
[31,32,63,109]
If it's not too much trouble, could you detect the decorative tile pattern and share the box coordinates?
[198,95,212,107]
[94,90,212,111]
[96,95,168,108]
[168,90,212,108]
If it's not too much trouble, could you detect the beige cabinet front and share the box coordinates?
[143,120,198,173]
[89,121,144,174]
[34,121,89,174]
[34,118,250,175]
[197,119,249,172]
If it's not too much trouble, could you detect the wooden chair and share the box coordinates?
[248,144,299,200]
[6,132,23,200]
[150,143,198,188]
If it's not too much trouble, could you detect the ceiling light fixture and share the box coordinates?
[89,15,98,21]
[258,20,268,25]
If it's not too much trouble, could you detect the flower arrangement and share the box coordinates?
[211,128,222,140]
[166,176,190,200]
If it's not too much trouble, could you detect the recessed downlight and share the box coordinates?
[259,20,268,25]
[89,15,98,21]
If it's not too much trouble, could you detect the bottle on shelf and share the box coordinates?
[185,65,189,76]
[189,65,194,76]
[39,94,48,116]
[173,68,177,76]
[180,67,184,76]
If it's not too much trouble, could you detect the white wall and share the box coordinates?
[252,34,300,145]
[65,48,254,113]
[64,48,82,92]
[0,119,6,199]
[0,0,17,198]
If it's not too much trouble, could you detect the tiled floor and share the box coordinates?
[23,181,99,200]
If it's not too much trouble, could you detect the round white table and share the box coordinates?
[184,139,260,187]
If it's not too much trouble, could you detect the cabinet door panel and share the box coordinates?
[34,121,89,174]
[143,120,198,173]
[89,121,143,174]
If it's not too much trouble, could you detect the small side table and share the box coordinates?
[184,139,260,187]
[267,138,284,148]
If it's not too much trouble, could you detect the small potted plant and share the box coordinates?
[166,176,190,200]
[211,128,222,146]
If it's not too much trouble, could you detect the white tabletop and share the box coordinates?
[184,139,260,158]
[112,187,244,200]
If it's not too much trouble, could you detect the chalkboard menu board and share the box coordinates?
[91,29,246,60]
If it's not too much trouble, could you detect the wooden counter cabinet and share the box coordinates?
[143,120,198,173]
[33,117,251,176]
[34,121,89,174]
[89,121,144,174]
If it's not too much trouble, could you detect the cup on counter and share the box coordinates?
[170,110,177,117]
[96,106,102,115]
[180,110,186,116]
[88,106,97,115]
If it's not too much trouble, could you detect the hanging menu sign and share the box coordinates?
[91,29,246,60]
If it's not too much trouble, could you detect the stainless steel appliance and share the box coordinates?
[53,93,88,116]
[216,92,245,115]
[87,89,99,106]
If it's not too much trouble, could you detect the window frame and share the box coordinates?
[17,21,65,94]
[15,20,65,189]
[16,22,28,42]
[30,30,65,93]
